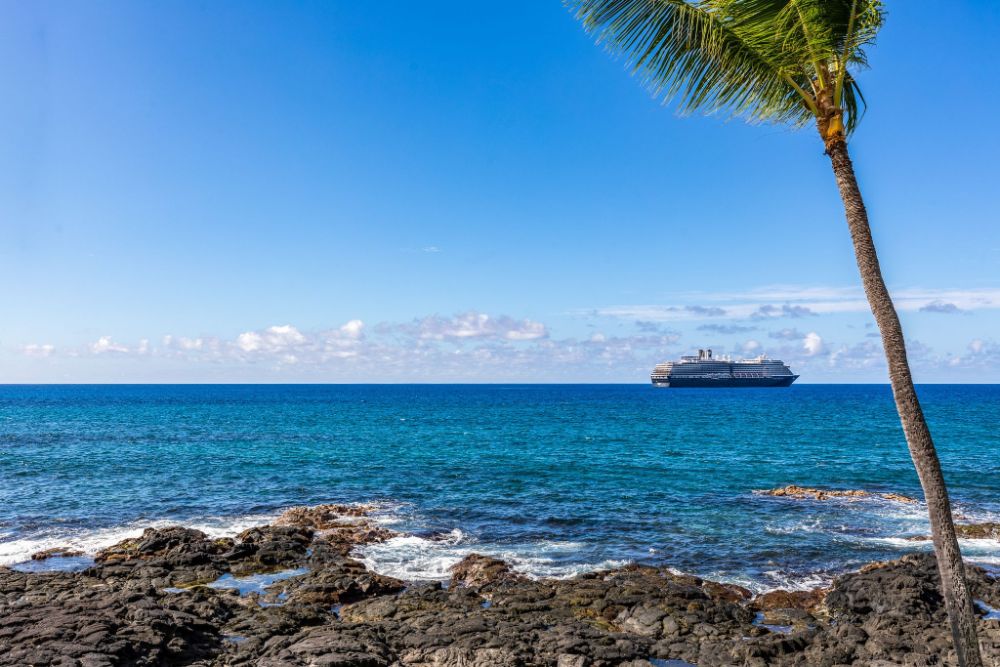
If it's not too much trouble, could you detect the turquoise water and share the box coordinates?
[1,384,998,590]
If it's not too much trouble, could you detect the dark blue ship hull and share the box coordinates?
[652,375,798,388]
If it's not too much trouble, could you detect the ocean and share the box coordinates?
[1,384,998,592]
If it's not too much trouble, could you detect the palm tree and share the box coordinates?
[565,1,982,663]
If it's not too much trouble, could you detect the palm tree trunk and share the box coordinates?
[825,140,983,667]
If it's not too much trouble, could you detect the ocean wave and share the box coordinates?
[756,569,836,593]
[763,518,827,535]
[851,535,1000,552]
[354,530,626,581]
[0,512,279,567]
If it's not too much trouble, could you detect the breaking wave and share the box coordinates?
[0,512,279,567]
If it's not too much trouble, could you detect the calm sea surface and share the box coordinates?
[1,384,998,591]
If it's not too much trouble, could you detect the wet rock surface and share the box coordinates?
[908,521,1000,542]
[3,506,1000,666]
[30,546,85,561]
[758,485,918,504]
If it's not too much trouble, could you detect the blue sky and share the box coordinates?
[2,1,998,382]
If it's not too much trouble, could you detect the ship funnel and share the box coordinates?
[698,349,704,359]
[707,348,712,358]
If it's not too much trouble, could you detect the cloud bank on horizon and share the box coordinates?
[10,285,1000,383]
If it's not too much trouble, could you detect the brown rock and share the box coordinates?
[94,526,220,563]
[753,588,826,613]
[274,503,375,529]
[759,485,916,504]
[449,553,523,589]
[701,580,753,603]
[955,522,1000,539]
[761,485,869,500]
[273,504,395,555]
[30,547,84,561]
[907,521,1000,542]
[880,492,918,504]
[10,507,1000,667]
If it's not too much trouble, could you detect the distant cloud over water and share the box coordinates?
[698,324,758,334]
[919,300,963,314]
[13,283,1000,382]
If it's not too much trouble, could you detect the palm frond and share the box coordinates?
[567,0,813,126]
[567,0,885,136]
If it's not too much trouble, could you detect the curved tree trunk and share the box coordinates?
[825,139,983,667]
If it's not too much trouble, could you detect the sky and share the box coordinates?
[1,1,998,383]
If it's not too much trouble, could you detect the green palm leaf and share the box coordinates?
[567,0,884,136]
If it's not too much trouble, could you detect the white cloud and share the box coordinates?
[505,320,547,340]
[750,304,816,319]
[236,324,306,354]
[398,312,548,342]
[769,328,803,340]
[165,336,204,351]
[946,339,1000,370]
[919,300,963,314]
[14,308,1000,381]
[340,319,365,339]
[22,343,55,358]
[698,323,758,334]
[15,313,686,380]
[91,336,129,355]
[803,332,824,356]
[236,332,262,352]
[826,340,882,369]
[587,286,1000,322]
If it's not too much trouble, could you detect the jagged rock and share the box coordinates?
[0,568,223,666]
[881,492,919,504]
[274,503,396,555]
[274,503,377,528]
[753,588,826,613]
[759,485,917,503]
[281,556,406,606]
[255,623,393,666]
[88,527,236,588]
[449,553,524,589]
[908,522,1000,542]
[230,524,313,572]
[5,507,1000,666]
[702,580,753,604]
[30,546,85,560]
[94,526,225,564]
[955,522,1000,539]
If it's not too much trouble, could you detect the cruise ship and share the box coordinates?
[650,349,798,388]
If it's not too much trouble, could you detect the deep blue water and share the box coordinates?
[1,384,998,590]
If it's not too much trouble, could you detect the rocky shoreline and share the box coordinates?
[2,504,1000,666]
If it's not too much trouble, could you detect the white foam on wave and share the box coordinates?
[758,569,835,593]
[694,567,834,595]
[763,518,827,536]
[354,529,469,580]
[857,536,929,549]
[0,512,279,567]
[354,530,627,582]
[853,535,1000,554]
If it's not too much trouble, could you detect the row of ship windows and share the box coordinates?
[664,372,791,378]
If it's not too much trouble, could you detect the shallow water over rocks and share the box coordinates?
[2,507,1000,666]
[4,384,1000,592]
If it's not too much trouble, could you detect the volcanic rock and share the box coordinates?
[5,506,1000,666]
[449,553,524,589]
[30,546,85,561]
[907,521,1000,542]
[760,484,917,504]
